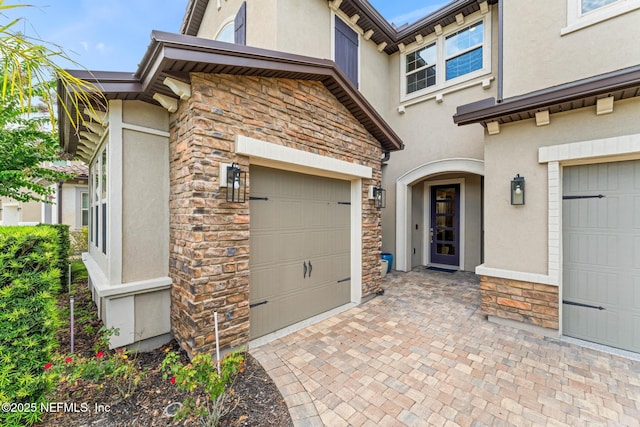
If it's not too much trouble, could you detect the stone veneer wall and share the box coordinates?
[479,276,559,330]
[169,74,383,355]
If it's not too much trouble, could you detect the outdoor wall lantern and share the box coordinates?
[226,162,247,203]
[369,185,386,209]
[511,174,525,205]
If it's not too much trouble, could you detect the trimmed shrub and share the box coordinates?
[38,223,70,288]
[0,226,62,426]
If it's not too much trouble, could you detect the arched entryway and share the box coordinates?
[395,158,484,272]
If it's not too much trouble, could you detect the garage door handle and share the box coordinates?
[308,261,312,277]
[563,300,605,310]
[303,261,307,279]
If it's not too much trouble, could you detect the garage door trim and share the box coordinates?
[236,135,372,311]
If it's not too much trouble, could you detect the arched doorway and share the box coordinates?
[395,158,484,272]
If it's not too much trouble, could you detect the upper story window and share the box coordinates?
[445,21,483,80]
[402,15,490,101]
[582,0,618,13]
[406,43,436,94]
[216,22,234,43]
[564,0,640,34]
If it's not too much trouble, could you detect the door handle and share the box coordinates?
[308,261,312,277]
[303,261,307,278]
[430,228,434,244]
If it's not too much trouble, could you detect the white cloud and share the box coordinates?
[389,3,448,26]
[80,41,89,51]
[95,42,106,53]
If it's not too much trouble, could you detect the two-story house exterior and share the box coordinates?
[58,0,640,355]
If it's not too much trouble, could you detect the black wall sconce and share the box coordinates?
[224,162,247,203]
[511,174,525,205]
[369,185,386,209]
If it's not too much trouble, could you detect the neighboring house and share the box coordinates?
[0,162,89,230]
[57,0,640,355]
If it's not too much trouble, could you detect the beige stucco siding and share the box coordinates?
[198,0,278,48]
[381,85,490,258]
[121,107,169,284]
[483,97,640,274]
[502,0,640,98]
[277,0,331,59]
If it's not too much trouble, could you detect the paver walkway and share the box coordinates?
[251,269,640,426]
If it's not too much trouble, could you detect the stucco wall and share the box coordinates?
[380,7,498,265]
[502,0,640,98]
[483,97,640,274]
[169,73,383,355]
[121,102,170,284]
[198,0,278,48]
[122,130,170,283]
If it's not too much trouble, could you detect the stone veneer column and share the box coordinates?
[169,73,383,355]
[479,276,559,330]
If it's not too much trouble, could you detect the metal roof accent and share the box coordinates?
[58,31,404,154]
[452,65,640,127]
[179,0,498,55]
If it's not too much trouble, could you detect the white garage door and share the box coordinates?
[249,166,351,339]
[563,160,640,353]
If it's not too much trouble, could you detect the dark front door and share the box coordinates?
[430,184,460,266]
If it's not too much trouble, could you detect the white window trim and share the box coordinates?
[80,191,89,228]
[214,15,235,42]
[562,0,640,35]
[400,12,492,103]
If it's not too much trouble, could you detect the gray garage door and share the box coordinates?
[563,160,640,353]
[249,166,351,339]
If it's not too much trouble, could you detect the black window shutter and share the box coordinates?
[334,17,358,87]
[234,2,246,45]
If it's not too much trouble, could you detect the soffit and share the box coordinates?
[179,0,499,55]
[59,31,404,155]
[453,65,640,127]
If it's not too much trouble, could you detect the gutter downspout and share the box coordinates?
[57,181,63,224]
[381,151,391,164]
[497,0,504,102]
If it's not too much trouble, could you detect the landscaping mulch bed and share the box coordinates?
[38,276,293,427]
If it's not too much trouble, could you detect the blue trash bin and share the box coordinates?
[381,253,393,273]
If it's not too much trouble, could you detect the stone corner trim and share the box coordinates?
[479,275,559,330]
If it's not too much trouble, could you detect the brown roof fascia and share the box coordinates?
[179,0,498,55]
[453,64,640,126]
[61,31,404,153]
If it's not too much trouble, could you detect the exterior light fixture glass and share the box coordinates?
[373,186,386,209]
[511,174,525,205]
[226,162,247,203]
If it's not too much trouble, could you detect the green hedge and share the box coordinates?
[0,226,62,426]
[38,223,70,289]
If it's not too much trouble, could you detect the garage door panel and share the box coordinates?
[249,166,351,339]
[563,159,640,353]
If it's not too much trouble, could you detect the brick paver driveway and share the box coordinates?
[251,270,640,426]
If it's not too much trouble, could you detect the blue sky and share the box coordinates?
[2,0,446,72]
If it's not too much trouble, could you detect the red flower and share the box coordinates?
[65,357,73,364]
[117,349,123,354]
[170,377,176,384]
[44,363,53,370]
[96,351,104,359]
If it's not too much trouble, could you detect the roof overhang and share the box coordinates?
[453,65,640,128]
[179,0,498,55]
[59,31,404,156]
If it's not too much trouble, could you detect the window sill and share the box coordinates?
[398,75,494,113]
[562,0,640,35]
